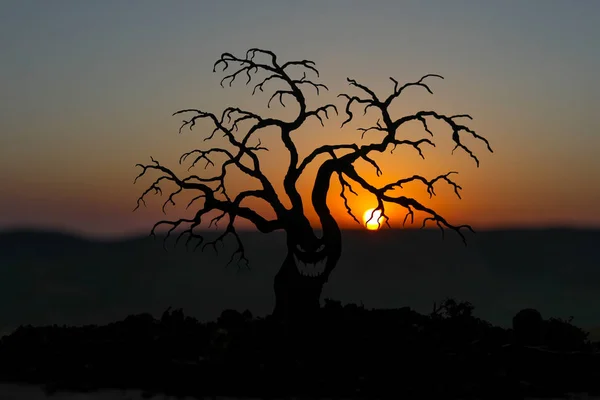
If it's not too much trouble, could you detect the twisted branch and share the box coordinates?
[133,155,282,266]
[135,49,493,271]
[134,48,345,266]
[303,74,493,242]
[211,48,339,211]
[342,164,473,243]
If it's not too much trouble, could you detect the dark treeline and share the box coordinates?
[0,298,598,399]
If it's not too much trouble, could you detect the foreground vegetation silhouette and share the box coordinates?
[1,299,598,399]
[134,48,493,323]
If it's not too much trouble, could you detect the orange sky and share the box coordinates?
[1,2,599,238]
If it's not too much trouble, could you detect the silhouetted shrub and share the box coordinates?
[513,308,544,346]
[544,316,590,352]
[0,300,598,399]
[217,309,247,330]
[431,297,475,319]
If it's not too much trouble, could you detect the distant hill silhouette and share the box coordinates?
[1,227,599,340]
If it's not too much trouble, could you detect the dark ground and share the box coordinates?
[1,228,599,398]
[0,299,598,399]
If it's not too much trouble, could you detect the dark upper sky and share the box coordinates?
[1,0,599,237]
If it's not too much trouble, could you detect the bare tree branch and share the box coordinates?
[337,93,378,128]
[297,144,359,176]
[385,74,444,106]
[357,119,387,139]
[308,74,493,242]
[209,48,342,212]
[135,48,346,267]
[379,171,463,199]
[342,164,474,243]
[133,156,282,266]
[336,74,493,168]
[392,110,493,167]
[281,59,320,76]
[170,106,285,212]
[135,49,492,277]
[337,172,360,224]
[293,71,329,95]
[305,104,338,127]
[346,78,380,102]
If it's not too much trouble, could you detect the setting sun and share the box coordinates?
[363,208,383,231]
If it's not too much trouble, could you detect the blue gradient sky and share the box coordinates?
[1,0,599,237]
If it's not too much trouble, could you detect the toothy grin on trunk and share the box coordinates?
[293,244,327,278]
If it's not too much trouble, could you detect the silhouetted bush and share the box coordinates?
[544,316,591,352]
[0,299,598,399]
[513,308,544,346]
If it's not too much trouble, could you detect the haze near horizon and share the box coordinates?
[1,1,599,238]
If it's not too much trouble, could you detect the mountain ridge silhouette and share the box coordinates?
[1,227,599,340]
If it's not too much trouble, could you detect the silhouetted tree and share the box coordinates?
[134,48,493,323]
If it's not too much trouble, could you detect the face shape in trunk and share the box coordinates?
[292,241,328,278]
[288,232,341,282]
[284,199,343,283]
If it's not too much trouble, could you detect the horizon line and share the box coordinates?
[1,224,599,242]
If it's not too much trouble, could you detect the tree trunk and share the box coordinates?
[272,253,324,325]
